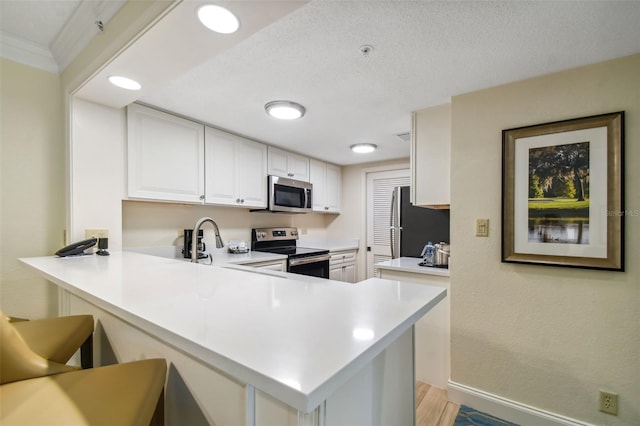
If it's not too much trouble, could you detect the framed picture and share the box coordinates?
[502,112,624,271]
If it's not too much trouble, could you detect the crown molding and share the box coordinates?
[51,0,125,72]
[0,30,59,74]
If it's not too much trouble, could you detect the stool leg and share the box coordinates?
[80,334,93,369]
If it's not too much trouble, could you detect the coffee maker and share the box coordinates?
[182,229,207,259]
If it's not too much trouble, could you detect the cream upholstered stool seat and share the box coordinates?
[10,314,94,368]
[1,312,167,426]
[0,358,167,425]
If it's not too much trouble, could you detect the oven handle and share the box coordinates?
[288,254,330,267]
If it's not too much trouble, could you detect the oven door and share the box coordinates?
[288,254,330,279]
[269,175,312,213]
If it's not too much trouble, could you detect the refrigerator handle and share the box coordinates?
[390,188,397,259]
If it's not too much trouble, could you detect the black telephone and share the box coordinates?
[55,238,97,257]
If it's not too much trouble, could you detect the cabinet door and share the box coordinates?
[324,163,341,213]
[267,147,309,181]
[411,104,451,207]
[342,264,356,283]
[309,159,326,211]
[267,147,289,178]
[205,128,267,208]
[239,140,267,208]
[205,127,238,205]
[329,265,342,281]
[287,152,310,182]
[127,104,204,203]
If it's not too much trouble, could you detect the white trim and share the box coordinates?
[0,30,58,73]
[447,380,594,426]
[51,0,125,72]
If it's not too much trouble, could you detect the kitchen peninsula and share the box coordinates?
[21,252,445,425]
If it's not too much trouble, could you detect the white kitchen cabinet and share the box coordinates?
[267,146,310,182]
[329,250,357,283]
[410,103,451,208]
[204,127,267,208]
[309,159,341,213]
[127,103,204,203]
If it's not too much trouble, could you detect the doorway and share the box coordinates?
[365,169,410,278]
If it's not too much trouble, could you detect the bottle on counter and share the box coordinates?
[423,241,435,266]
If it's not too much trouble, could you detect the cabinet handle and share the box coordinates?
[288,173,293,177]
[236,198,241,203]
[199,195,205,201]
[241,199,245,203]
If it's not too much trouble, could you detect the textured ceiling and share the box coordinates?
[3,1,640,166]
[139,1,640,165]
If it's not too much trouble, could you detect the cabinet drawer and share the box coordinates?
[330,251,356,265]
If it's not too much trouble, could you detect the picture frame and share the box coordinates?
[502,112,624,271]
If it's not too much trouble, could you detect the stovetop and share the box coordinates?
[253,246,329,259]
[251,227,328,259]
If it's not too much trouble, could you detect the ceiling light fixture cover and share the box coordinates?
[350,143,377,153]
[108,75,142,91]
[265,101,306,120]
[197,5,239,34]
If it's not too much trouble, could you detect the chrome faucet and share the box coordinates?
[191,217,224,263]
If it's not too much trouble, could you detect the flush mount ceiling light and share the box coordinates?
[108,75,142,91]
[264,101,306,120]
[197,5,239,34]
[350,143,377,154]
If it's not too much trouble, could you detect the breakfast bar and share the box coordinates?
[21,251,446,425]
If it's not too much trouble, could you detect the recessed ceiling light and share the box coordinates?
[265,101,306,120]
[350,143,377,153]
[108,76,142,91]
[197,5,239,34]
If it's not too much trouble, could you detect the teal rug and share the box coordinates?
[454,405,519,426]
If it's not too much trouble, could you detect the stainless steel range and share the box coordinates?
[251,227,330,278]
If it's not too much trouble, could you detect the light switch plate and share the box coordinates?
[476,219,489,237]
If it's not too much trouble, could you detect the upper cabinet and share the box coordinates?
[267,147,310,182]
[204,127,267,208]
[309,159,341,213]
[127,104,205,203]
[411,103,451,208]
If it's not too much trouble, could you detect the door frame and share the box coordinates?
[360,162,410,279]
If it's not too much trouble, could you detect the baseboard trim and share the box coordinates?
[447,380,593,426]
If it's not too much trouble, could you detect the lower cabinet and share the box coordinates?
[329,250,357,283]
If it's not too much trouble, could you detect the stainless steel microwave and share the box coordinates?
[264,175,312,213]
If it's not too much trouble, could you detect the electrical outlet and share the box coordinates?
[599,390,618,415]
[85,229,109,239]
[475,219,489,237]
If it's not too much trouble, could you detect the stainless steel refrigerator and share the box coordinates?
[390,186,450,258]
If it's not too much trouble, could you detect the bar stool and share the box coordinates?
[1,312,166,425]
[9,314,94,368]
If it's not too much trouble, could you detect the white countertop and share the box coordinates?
[376,257,450,277]
[125,245,287,265]
[20,251,445,412]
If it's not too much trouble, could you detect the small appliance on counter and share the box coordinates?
[419,241,450,268]
[227,240,249,254]
[182,229,208,259]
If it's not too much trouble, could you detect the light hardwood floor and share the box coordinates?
[416,381,460,426]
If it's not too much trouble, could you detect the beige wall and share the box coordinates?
[122,200,329,249]
[450,54,639,425]
[0,58,64,318]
